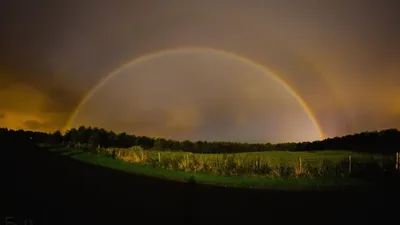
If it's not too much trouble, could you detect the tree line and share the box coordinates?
[1,126,399,154]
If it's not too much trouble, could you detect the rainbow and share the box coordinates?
[65,47,324,140]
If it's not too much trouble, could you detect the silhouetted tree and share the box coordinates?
[2,126,399,155]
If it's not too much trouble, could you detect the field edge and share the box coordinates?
[42,145,380,191]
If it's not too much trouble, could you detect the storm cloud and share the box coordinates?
[1,0,399,141]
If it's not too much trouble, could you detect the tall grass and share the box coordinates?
[92,146,393,179]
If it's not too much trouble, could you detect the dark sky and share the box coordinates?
[0,0,399,143]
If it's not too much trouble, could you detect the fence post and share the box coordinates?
[299,157,302,174]
[158,152,161,163]
[396,152,399,170]
[348,154,352,173]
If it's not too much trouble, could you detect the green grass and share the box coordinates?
[45,146,382,190]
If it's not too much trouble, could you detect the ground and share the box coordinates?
[1,142,398,225]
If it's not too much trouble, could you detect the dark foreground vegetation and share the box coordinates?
[1,127,400,225]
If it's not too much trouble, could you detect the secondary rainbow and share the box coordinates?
[65,47,324,140]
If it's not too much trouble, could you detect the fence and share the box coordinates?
[90,147,400,177]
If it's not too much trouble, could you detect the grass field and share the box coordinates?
[97,146,392,177]
[46,145,394,190]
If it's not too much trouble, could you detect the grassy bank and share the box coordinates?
[45,146,387,190]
